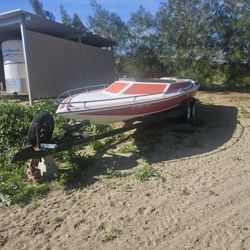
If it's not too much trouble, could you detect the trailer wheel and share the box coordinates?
[190,100,196,119]
[28,112,54,146]
[181,99,196,122]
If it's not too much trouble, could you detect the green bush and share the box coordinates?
[0,104,32,149]
[0,100,65,206]
[0,100,62,149]
[135,163,154,182]
[0,100,113,206]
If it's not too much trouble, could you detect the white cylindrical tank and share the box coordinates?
[1,40,28,93]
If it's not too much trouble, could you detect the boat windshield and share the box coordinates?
[167,81,191,92]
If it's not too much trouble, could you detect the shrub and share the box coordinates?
[0,100,62,149]
[135,163,154,182]
[0,100,64,206]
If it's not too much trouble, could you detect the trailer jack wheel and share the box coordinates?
[28,112,55,146]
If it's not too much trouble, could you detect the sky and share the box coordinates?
[0,0,163,24]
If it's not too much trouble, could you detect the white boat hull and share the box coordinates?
[56,80,199,125]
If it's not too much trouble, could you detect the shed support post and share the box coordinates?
[20,14,33,105]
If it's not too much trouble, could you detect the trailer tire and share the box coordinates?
[28,112,54,146]
[190,100,196,119]
[180,99,196,122]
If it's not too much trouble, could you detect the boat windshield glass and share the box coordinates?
[167,81,190,92]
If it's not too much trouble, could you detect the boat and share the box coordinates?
[56,79,200,125]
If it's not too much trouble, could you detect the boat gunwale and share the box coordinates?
[58,82,196,105]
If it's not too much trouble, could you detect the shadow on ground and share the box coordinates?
[137,103,238,163]
[71,102,238,189]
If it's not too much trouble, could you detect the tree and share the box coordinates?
[157,0,220,82]
[119,47,164,78]
[122,6,163,78]
[215,0,250,87]
[128,6,158,51]
[88,0,129,77]
[29,0,43,16]
[29,0,55,21]
[88,0,128,53]
[60,5,86,31]
[60,4,72,26]
[72,13,86,30]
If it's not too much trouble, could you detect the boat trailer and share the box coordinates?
[11,99,196,182]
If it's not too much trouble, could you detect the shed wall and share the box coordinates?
[26,30,115,98]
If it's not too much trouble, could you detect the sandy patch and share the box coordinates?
[1,91,250,250]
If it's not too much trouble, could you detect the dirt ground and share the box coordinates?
[1,91,250,250]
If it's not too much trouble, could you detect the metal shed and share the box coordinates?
[0,9,116,104]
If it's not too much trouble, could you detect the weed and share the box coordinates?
[111,133,125,141]
[106,167,122,178]
[232,156,242,161]
[90,140,107,152]
[52,217,64,224]
[90,132,126,153]
[135,163,154,182]
[101,228,122,243]
[55,152,93,185]
[84,124,112,134]
[117,140,137,154]
[239,107,250,114]
[0,157,50,206]
[0,193,11,207]
[238,107,250,118]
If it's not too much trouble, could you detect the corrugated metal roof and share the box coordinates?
[0,9,117,47]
